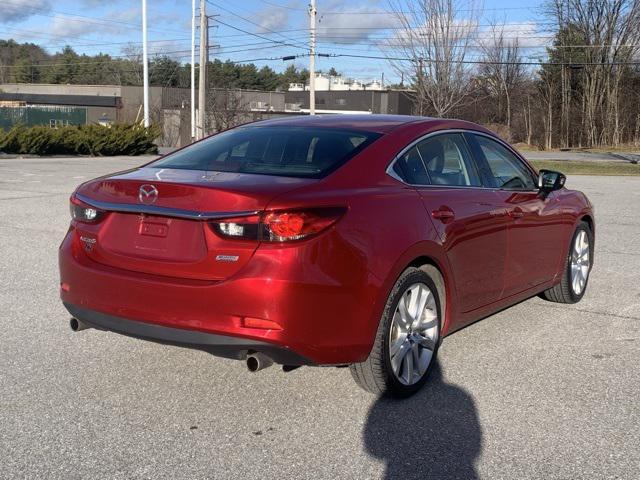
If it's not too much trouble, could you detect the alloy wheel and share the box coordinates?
[388,283,439,385]
[570,230,590,296]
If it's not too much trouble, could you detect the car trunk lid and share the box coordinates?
[73,167,315,280]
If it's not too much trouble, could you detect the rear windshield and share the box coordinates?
[150,126,381,178]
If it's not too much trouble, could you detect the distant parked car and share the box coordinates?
[59,115,594,397]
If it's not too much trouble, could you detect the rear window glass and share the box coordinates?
[150,126,381,178]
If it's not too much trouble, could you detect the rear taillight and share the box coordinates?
[211,208,346,242]
[210,214,261,241]
[69,196,104,223]
[262,209,345,241]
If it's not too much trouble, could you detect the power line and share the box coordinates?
[322,6,541,15]
[205,1,308,50]
[255,2,541,15]
[2,0,186,36]
[0,31,192,51]
[212,18,308,51]
[255,0,305,11]
[326,52,640,66]
[7,49,639,71]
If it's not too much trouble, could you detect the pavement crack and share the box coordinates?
[0,193,68,201]
[539,302,640,321]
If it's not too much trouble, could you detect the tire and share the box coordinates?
[541,221,593,304]
[350,267,442,398]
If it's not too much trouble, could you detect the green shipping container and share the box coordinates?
[0,106,87,130]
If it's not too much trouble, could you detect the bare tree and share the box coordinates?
[538,71,555,150]
[387,0,481,117]
[207,88,248,133]
[121,43,144,86]
[545,0,640,147]
[524,94,533,145]
[478,23,525,130]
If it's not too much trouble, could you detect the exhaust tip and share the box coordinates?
[69,317,89,332]
[246,356,260,372]
[246,352,273,372]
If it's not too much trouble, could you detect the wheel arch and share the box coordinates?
[580,213,594,234]
[407,257,450,335]
[578,213,595,267]
[374,243,457,339]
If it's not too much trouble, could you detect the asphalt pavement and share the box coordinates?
[0,156,638,480]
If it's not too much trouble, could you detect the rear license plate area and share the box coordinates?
[139,220,169,238]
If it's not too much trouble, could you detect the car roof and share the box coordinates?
[242,115,496,137]
[244,114,428,134]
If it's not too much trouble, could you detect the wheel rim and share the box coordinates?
[570,230,590,296]
[388,283,439,386]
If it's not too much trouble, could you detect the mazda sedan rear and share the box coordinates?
[60,115,594,397]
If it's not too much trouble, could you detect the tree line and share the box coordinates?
[390,0,640,148]
[0,40,310,91]
[3,0,640,149]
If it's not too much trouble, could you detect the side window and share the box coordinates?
[392,146,431,185]
[474,135,537,190]
[416,134,481,187]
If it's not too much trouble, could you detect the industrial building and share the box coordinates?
[0,83,415,147]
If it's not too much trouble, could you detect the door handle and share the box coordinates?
[432,208,455,222]
[508,207,524,219]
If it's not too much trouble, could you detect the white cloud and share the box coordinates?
[254,9,289,33]
[79,0,106,6]
[48,8,140,40]
[0,0,50,23]
[50,15,99,38]
[488,22,546,48]
[318,7,401,44]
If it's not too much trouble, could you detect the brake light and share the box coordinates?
[263,209,345,241]
[211,208,345,242]
[69,196,104,223]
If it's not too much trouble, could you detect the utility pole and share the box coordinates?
[142,0,150,127]
[198,0,208,139]
[308,0,316,115]
[190,0,196,140]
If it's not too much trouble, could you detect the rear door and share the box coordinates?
[466,133,566,295]
[391,132,510,313]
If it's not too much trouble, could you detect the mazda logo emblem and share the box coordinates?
[138,184,158,205]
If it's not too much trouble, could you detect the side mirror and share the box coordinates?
[538,169,566,193]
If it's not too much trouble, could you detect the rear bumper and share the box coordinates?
[64,303,314,365]
[59,227,381,365]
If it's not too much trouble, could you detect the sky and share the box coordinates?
[1,0,549,83]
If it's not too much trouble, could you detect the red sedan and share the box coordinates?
[59,115,594,397]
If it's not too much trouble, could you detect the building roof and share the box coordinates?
[0,92,119,107]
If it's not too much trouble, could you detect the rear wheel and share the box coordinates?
[542,221,593,304]
[350,267,441,398]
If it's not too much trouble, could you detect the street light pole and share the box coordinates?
[198,0,208,138]
[308,0,316,115]
[190,0,196,140]
[142,0,150,127]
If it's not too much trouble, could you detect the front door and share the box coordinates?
[467,133,566,297]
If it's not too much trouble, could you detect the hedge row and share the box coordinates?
[0,124,160,156]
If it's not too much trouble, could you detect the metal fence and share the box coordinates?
[0,105,87,130]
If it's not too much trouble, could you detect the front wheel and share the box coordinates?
[542,221,593,304]
[350,267,441,398]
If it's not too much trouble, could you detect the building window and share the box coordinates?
[336,98,346,105]
[49,119,70,129]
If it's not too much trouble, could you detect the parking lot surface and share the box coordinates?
[1,156,638,479]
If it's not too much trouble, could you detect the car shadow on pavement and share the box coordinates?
[363,362,482,480]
